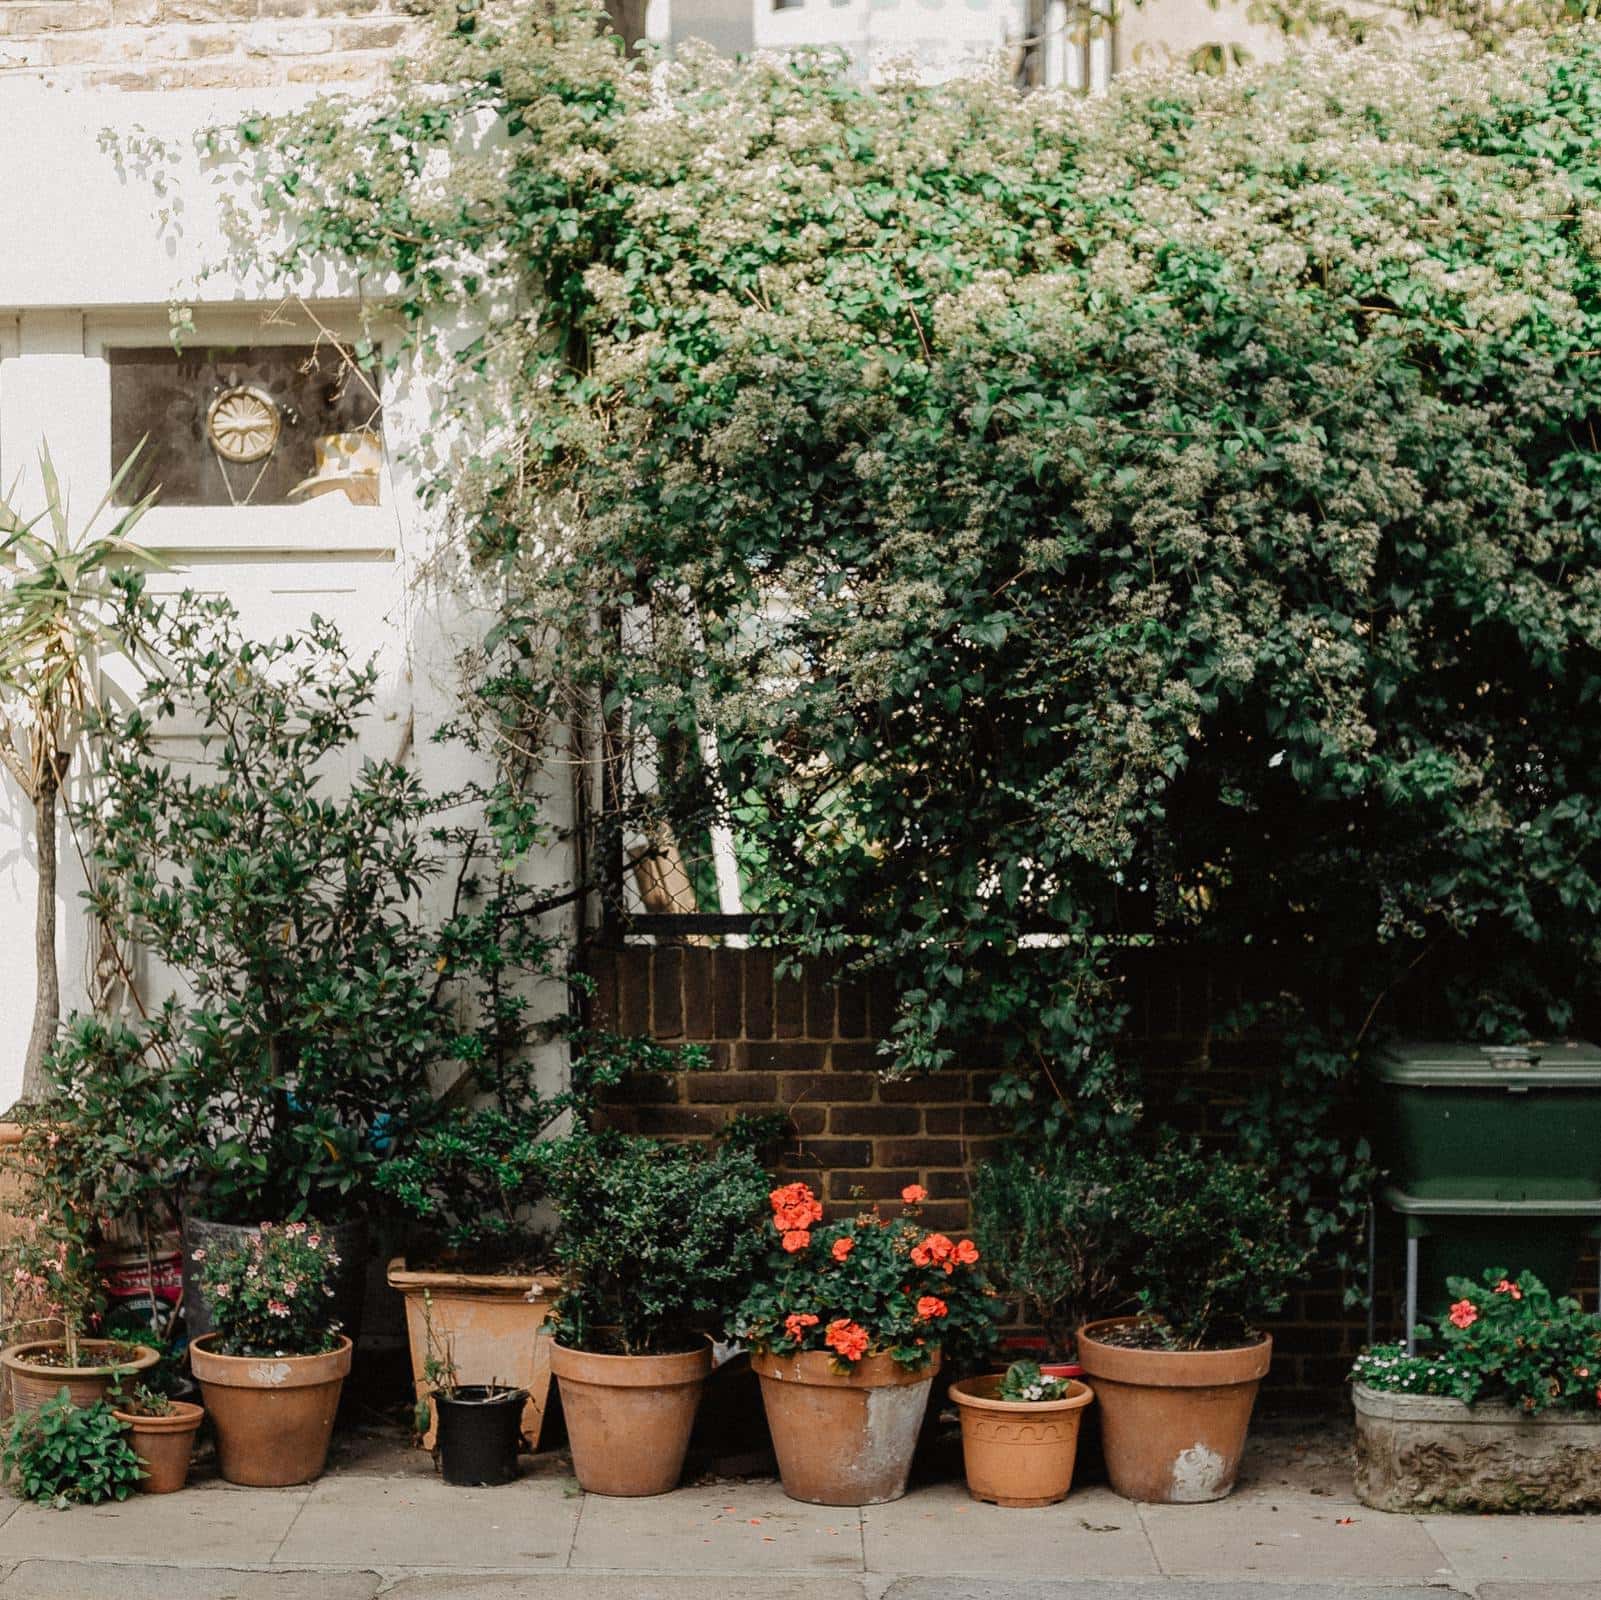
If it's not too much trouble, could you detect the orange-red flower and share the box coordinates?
[1449,1299,1478,1330]
[784,1311,820,1342]
[911,1233,955,1269]
[952,1239,979,1266]
[782,1230,812,1254]
[901,1184,928,1205]
[916,1295,948,1320]
[771,1182,824,1234]
[831,1236,854,1263]
[1494,1277,1524,1301]
[825,1319,869,1362]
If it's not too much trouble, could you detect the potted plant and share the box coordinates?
[950,1358,1096,1507]
[971,1142,1124,1376]
[1076,1138,1309,1504]
[109,1382,204,1495]
[414,1290,527,1487]
[1352,1267,1601,1512]
[73,599,452,1340]
[737,1182,999,1506]
[2,1392,145,1507]
[187,1222,352,1486]
[0,1135,159,1416]
[537,1128,770,1497]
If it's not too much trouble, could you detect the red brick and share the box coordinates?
[626,1104,727,1136]
[791,1139,873,1169]
[712,948,745,1038]
[805,966,838,1040]
[616,947,650,1036]
[683,948,714,1040]
[775,968,806,1039]
[875,1138,966,1167]
[652,948,684,1038]
[747,1042,825,1072]
[779,1072,875,1103]
[829,1105,921,1136]
[879,1073,968,1103]
[745,951,774,1040]
[680,1072,778,1105]
[837,978,870,1040]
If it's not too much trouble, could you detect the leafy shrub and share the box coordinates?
[997,1360,1073,1403]
[1350,1344,1466,1400]
[736,1182,999,1372]
[1111,1140,1310,1350]
[536,1130,770,1356]
[3,1395,144,1508]
[971,1144,1124,1359]
[196,1222,342,1358]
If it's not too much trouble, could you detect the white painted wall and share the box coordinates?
[0,82,577,1110]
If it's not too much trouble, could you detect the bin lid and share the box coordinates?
[1374,1038,1601,1086]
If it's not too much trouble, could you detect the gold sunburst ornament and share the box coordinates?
[206,386,281,463]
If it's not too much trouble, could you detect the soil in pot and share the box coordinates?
[1,1339,160,1418]
[183,1215,368,1346]
[434,1384,527,1486]
[950,1374,1095,1507]
[550,1340,711,1497]
[752,1347,939,1506]
[112,1400,205,1495]
[1077,1317,1271,1504]
[190,1332,353,1487]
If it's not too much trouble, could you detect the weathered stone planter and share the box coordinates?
[1354,1383,1601,1513]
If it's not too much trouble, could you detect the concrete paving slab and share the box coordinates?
[570,1480,864,1574]
[877,1586,1461,1600]
[0,1561,379,1599]
[0,1484,308,1566]
[274,1474,580,1570]
[1479,1588,1601,1600]
[1424,1514,1601,1587]
[383,1577,867,1600]
[864,1483,1158,1579]
[1139,1493,1448,1584]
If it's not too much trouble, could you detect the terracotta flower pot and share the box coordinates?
[0,1339,160,1418]
[387,1257,559,1450]
[1077,1317,1271,1504]
[950,1374,1095,1507]
[112,1400,205,1494]
[550,1339,711,1497]
[751,1347,940,1506]
[190,1332,353,1487]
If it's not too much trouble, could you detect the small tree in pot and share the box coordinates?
[1076,1138,1310,1505]
[736,1183,999,1506]
[536,1128,770,1497]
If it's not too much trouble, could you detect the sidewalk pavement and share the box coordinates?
[0,1420,1595,1599]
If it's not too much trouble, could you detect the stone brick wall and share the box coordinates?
[0,0,418,87]
[585,942,1395,1410]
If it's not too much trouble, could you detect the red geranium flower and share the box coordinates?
[770,1182,824,1234]
[952,1239,979,1266]
[825,1319,869,1362]
[782,1230,812,1253]
[901,1184,928,1205]
[1449,1299,1478,1330]
[911,1233,954,1269]
[916,1295,948,1320]
[784,1311,820,1342]
[831,1237,854,1263]
[1493,1277,1524,1301]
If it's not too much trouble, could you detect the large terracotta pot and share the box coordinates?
[1,1339,160,1418]
[190,1332,353,1486]
[751,1347,939,1506]
[950,1374,1095,1507]
[112,1399,205,1494]
[1077,1317,1271,1504]
[183,1215,368,1346]
[550,1339,711,1497]
[387,1257,559,1450]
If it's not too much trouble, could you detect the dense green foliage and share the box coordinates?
[196,1222,344,1358]
[971,1144,1123,1357]
[736,1182,999,1371]
[536,1128,771,1355]
[3,1396,144,1508]
[219,12,1601,1277]
[997,1359,1073,1402]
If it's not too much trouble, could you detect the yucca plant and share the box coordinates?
[0,446,161,1103]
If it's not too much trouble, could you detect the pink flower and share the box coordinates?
[284,1281,300,1298]
[285,1222,307,1236]
[268,1299,291,1318]
[214,1282,232,1299]
[1449,1300,1478,1330]
[308,1234,322,1248]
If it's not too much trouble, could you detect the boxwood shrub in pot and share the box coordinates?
[1352,1268,1601,1512]
[1076,1139,1309,1505]
[537,1129,770,1497]
[737,1183,999,1506]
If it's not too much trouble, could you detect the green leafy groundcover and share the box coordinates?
[222,12,1601,1266]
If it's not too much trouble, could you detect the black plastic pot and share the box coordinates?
[434,1385,528,1486]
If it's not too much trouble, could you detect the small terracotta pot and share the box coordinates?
[112,1400,205,1494]
[388,1257,559,1450]
[950,1374,1095,1507]
[1077,1317,1271,1504]
[0,1339,160,1418]
[190,1332,353,1487]
[550,1339,711,1497]
[751,1347,939,1506]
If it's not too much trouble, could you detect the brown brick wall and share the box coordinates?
[0,0,417,87]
